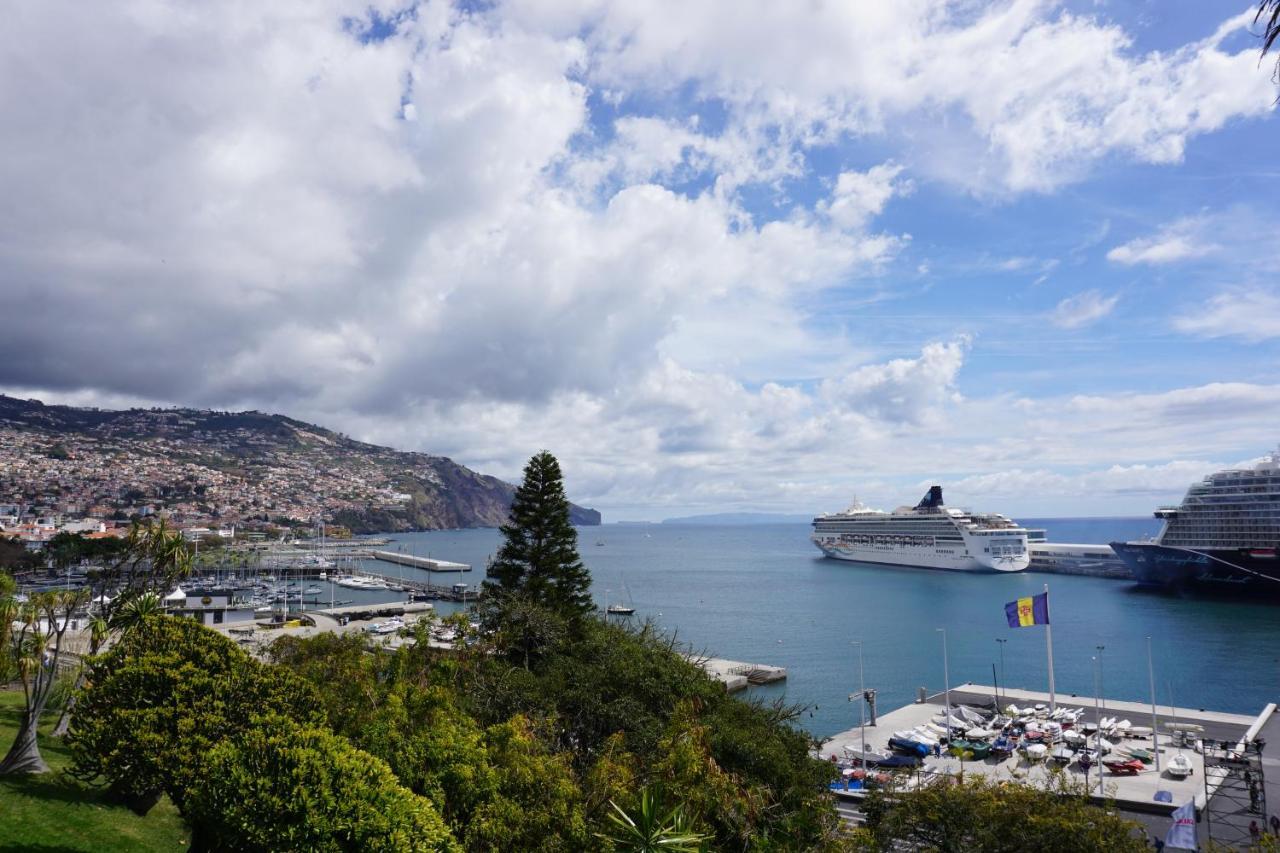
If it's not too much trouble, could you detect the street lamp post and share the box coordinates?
[937,628,951,742]
[854,640,867,774]
[1092,655,1104,796]
[1147,636,1161,773]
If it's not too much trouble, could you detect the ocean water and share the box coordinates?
[374,518,1278,740]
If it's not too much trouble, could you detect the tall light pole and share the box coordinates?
[996,638,1008,707]
[937,628,951,740]
[1147,636,1161,773]
[854,640,867,774]
[1092,655,1102,797]
[1096,644,1106,715]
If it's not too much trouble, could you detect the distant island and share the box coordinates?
[0,395,600,535]
[661,512,814,525]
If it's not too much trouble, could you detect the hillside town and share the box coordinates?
[0,421,421,547]
[0,396,600,547]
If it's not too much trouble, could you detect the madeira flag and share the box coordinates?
[1005,592,1049,628]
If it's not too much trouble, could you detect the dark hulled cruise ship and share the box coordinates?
[1110,448,1280,593]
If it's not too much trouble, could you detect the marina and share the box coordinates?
[818,684,1273,845]
[820,684,1259,812]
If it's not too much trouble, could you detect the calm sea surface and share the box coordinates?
[367,518,1278,739]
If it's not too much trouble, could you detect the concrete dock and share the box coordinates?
[690,656,787,692]
[820,683,1269,840]
[370,550,471,572]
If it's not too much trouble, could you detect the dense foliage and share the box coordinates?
[857,773,1148,853]
[45,531,129,568]
[483,450,593,618]
[270,608,839,850]
[0,537,38,571]
[186,715,458,853]
[67,615,323,813]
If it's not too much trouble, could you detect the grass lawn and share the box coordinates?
[0,689,189,852]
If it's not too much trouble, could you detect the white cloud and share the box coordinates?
[0,1,1274,520]
[520,2,1274,193]
[1173,288,1280,342]
[1050,289,1119,329]
[820,163,910,231]
[820,338,969,425]
[948,460,1227,500]
[1106,216,1216,265]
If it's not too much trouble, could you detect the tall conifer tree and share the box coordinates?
[485,451,592,617]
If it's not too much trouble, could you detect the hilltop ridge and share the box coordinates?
[0,395,600,533]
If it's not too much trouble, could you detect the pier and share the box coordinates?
[690,656,787,693]
[369,550,471,573]
[820,683,1271,843]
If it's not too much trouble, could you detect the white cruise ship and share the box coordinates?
[811,486,1030,572]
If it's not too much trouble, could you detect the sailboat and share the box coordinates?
[605,580,636,616]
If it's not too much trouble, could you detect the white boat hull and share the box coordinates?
[813,538,1029,573]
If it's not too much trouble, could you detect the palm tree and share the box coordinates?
[597,786,711,853]
[110,592,163,633]
[51,594,162,738]
[0,588,89,773]
[50,612,109,738]
[1261,1,1280,78]
[47,520,191,741]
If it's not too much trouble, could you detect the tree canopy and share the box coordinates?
[186,715,458,853]
[67,615,323,814]
[484,451,593,618]
[269,613,841,850]
[856,773,1148,853]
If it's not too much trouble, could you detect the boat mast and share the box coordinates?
[1043,584,1056,713]
[1147,636,1161,773]
[937,628,951,742]
[1091,654,1102,796]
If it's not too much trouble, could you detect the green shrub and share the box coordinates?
[186,715,459,852]
[67,615,323,813]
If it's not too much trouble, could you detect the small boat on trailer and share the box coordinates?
[1103,757,1144,776]
[888,737,930,758]
[1166,752,1194,779]
[1050,745,1074,766]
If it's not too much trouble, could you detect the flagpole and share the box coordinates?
[1044,584,1056,713]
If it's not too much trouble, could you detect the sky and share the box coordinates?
[1,0,1278,521]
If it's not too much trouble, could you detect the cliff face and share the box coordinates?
[335,456,601,533]
[0,395,602,532]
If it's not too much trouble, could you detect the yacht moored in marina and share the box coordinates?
[333,575,389,590]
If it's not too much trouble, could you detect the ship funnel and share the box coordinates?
[916,485,944,509]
